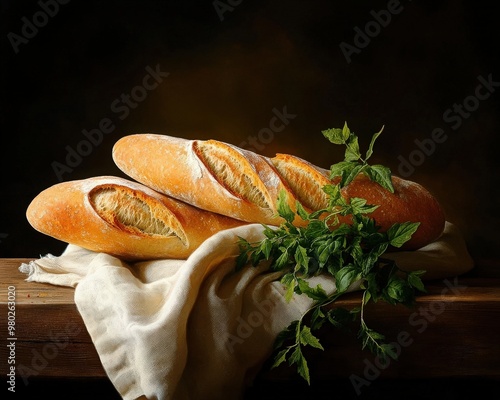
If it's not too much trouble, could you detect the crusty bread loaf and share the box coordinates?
[113,134,446,250]
[270,153,446,250]
[26,176,245,261]
[112,134,304,226]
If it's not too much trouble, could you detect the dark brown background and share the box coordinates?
[1,0,499,262]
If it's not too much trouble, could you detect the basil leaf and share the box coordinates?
[322,127,346,144]
[335,265,359,293]
[365,164,394,193]
[329,161,356,179]
[345,134,361,162]
[342,121,351,141]
[387,222,421,248]
[276,190,296,222]
[341,164,363,187]
[408,270,426,292]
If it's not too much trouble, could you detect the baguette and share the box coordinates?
[26,176,245,261]
[270,153,446,250]
[113,134,446,250]
[112,134,303,226]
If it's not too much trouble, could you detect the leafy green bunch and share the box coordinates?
[236,123,425,384]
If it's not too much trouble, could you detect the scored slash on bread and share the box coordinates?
[194,139,279,213]
[270,153,331,211]
[26,176,245,261]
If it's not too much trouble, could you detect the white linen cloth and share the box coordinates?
[19,222,473,400]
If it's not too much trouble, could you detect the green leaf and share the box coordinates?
[349,237,364,264]
[380,343,398,360]
[284,278,296,302]
[297,280,328,301]
[365,125,384,160]
[280,272,294,286]
[349,196,367,209]
[294,277,308,295]
[365,164,394,193]
[289,346,310,385]
[365,272,380,299]
[323,183,346,210]
[299,325,324,350]
[294,245,310,270]
[304,220,328,240]
[359,323,386,351]
[345,133,361,162]
[271,348,290,369]
[368,242,389,262]
[322,127,347,144]
[385,278,410,303]
[330,223,353,238]
[408,270,426,292]
[341,164,363,187]
[335,265,359,293]
[262,224,279,239]
[328,161,356,180]
[359,215,380,234]
[363,290,372,304]
[316,241,334,266]
[387,222,420,248]
[295,201,310,221]
[288,346,300,364]
[259,239,273,260]
[274,246,291,270]
[310,307,326,330]
[342,121,351,140]
[276,190,296,223]
[349,197,379,215]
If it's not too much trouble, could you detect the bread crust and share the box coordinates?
[270,154,446,250]
[112,134,302,226]
[26,176,245,261]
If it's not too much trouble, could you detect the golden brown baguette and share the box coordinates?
[112,134,303,226]
[113,134,446,250]
[270,153,446,250]
[26,176,245,261]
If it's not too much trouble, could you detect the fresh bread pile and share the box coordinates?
[26,133,446,260]
[111,134,445,250]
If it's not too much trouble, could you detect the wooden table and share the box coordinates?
[1,258,499,398]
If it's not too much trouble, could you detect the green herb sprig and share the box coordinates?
[236,123,425,384]
[322,122,394,193]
